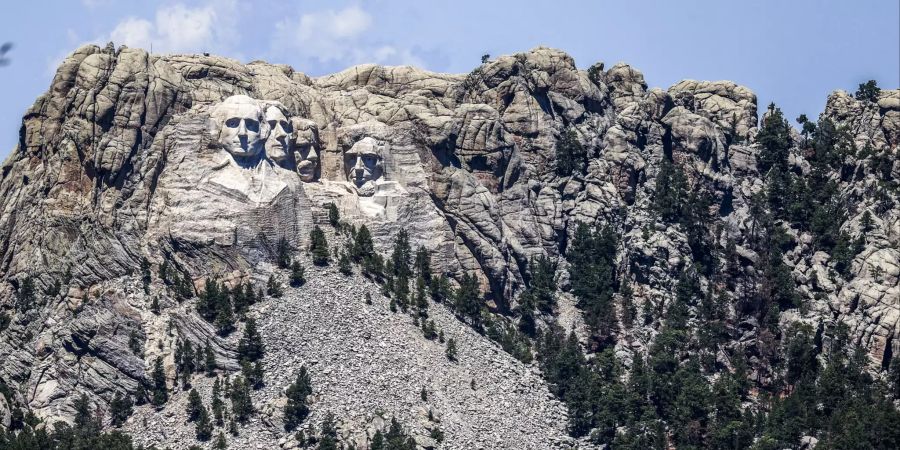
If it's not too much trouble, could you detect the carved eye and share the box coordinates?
[281,120,293,133]
[244,119,259,132]
[363,155,376,165]
[268,120,277,130]
[226,118,241,128]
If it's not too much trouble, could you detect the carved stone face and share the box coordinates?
[344,137,384,187]
[291,118,320,182]
[211,95,267,159]
[264,105,293,162]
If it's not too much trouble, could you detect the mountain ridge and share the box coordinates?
[0,43,898,449]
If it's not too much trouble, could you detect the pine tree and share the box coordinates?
[445,338,458,361]
[338,252,352,275]
[454,273,481,326]
[353,224,375,264]
[229,376,253,422]
[128,330,143,356]
[177,340,196,387]
[241,359,265,390]
[430,274,451,303]
[422,320,437,340]
[652,159,689,223]
[175,271,194,301]
[391,230,412,279]
[159,259,170,283]
[214,291,235,336]
[237,318,265,363]
[317,413,339,450]
[109,392,133,427]
[326,202,340,227]
[310,225,330,266]
[276,237,292,269]
[212,378,225,426]
[214,431,227,449]
[290,260,306,287]
[371,430,385,450]
[284,366,312,431]
[195,403,213,441]
[151,357,168,407]
[187,388,203,422]
[204,341,216,375]
[134,383,148,406]
[414,246,432,283]
[414,275,428,314]
[197,278,220,321]
[73,393,100,436]
[756,104,793,174]
[150,296,160,315]
[555,128,587,176]
[567,223,618,347]
[854,79,881,102]
[243,282,258,308]
[523,255,556,314]
[382,418,417,449]
[267,275,283,298]
[140,257,152,293]
[231,282,248,316]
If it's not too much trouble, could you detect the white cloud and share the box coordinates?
[102,2,234,54]
[109,18,154,50]
[302,6,372,40]
[154,4,218,52]
[274,6,423,69]
[372,46,425,68]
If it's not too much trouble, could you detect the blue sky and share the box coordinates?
[1,0,898,161]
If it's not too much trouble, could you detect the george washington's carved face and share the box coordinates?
[210,95,268,159]
[344,137,384,187]
[264,105,293,162]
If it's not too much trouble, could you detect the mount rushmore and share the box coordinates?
[0,42,898,449]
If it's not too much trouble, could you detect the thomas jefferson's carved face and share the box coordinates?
[211,95,267,158]
[264,106,293,162]
[344,137,384,187]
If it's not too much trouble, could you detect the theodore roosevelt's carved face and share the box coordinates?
[344,137,384,187]
[264,105,293,162]
[291,118,320,182]
[210,95,268,159]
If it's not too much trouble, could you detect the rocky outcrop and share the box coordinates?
[0,44,897,447]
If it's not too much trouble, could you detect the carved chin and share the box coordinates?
[266,142,287,160]
[297,161,318,182]
[357,181,376,196]
[223,142,262,157]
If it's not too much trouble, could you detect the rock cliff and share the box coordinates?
[0,44,897,448]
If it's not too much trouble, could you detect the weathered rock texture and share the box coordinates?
[0,44,897,448]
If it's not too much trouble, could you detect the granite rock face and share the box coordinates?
[0,44,897,447]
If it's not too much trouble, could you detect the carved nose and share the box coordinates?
[353,156,365,170]
[274,124,287,139]
[307,147,319,161]
[237,120,247,136]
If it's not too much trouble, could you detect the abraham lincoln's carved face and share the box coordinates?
[344,137,384,187]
